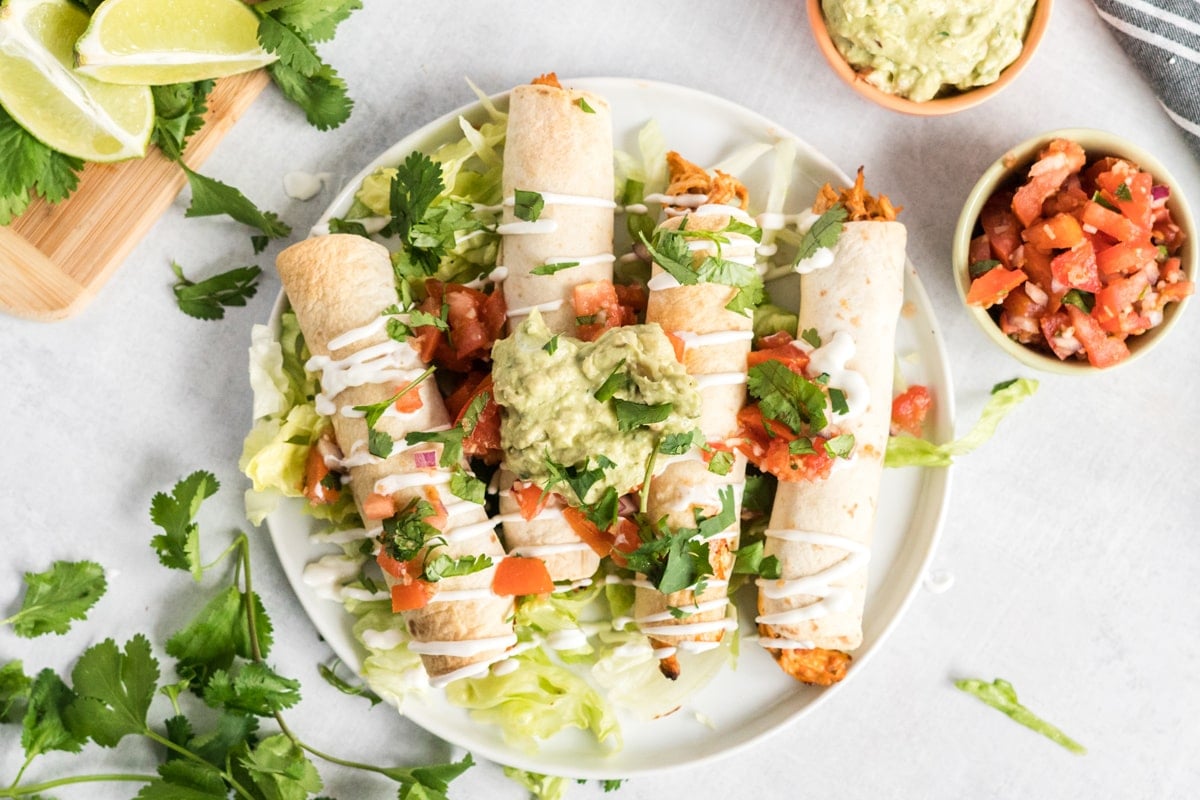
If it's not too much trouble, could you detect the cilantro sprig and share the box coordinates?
[171,262,262,320]
[622,485,737,594]
[640,220,764,314]
[1,470,474,800]
[794,203,847,265]
[0,561,107,638]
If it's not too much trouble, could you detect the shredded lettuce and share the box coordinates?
[349,602,428,708]
[445,648,620,753]
[590,630,729,722]
[752,302,798,340]
[501,768,570,800]
[955,677,1086,755]
[514,585,603,661]
[886,377,1038,468]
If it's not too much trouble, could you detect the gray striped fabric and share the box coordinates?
[1092,0,1200,158]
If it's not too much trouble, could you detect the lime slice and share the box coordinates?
[0,0,152,162]
[74,0,277,85]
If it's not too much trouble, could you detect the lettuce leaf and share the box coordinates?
[886,378,1038,468]
[590,629,729,722]
[445,648,620,753]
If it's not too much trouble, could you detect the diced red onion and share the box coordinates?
[1152,185,1170,201]
[617,494,638,516]
[414,449,438,469]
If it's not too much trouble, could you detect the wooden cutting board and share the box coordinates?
[0,69,271,322]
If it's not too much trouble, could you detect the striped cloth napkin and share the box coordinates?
[1092,0,1200,158]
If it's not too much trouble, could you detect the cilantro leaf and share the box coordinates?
[380,500,439,562]
[513,189,544,222]
[1114,182,1133,202]
[460,389,490,435]
[166,586,274,688]
[707,449,734,475]
[137,760,229,800]
[543,335,559,355]
[3,560,107,637]
[387,151,444,243]
[256,13,324,74]
[732,541,781,579]
[0,661,31,721]
[65,635,159,747]
[151,81,214,163]
[799,327,822,348]
[968,259,1001,280]
[150,470,219,578]
[182,166,291,242]
[327,216,370,237]
[577,97,595,113]
[531,260,580,276]
[266,59,353,131]
[368,427,394,459]
[317,659,381,707]
[382,752,475,798]
[955,678,1086,755]
[640,229,698,286]
[449,468,486,505]
[0,104,83,223]
[203,662,301,717]
[1061,289,1094,313]
[824,433,855,459]
[659,429,704,455]
[613,399,673,432]
[22,668,83,758]
[593,359,627,402]
[241,733,324,800]
[171,262,262,321]
[794,204,847,265]
[747,360,828,434]
[694,255,763,314]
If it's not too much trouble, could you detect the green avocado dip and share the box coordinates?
[822,0,1037,102]
[491,310,701,505]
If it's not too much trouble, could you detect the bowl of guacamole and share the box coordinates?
[807,0,1051,114]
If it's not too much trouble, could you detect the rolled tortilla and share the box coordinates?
[634,207,756,677]
[498,79,615,334]
[276,234,515,685]
[495,76,615,582]
[756,220,906,683]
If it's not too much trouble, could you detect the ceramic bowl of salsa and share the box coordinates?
[952,128,1196,373]
[806,0,1052,115]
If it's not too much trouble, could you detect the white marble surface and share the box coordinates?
[3,0,1199,797]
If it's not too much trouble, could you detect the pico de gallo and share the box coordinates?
[965,137,1192,368]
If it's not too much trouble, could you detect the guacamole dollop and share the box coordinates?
[491,311,700,504]
[823,0,1037,102]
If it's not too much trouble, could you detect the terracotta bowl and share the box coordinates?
[807,0,1052,115]
[952,128,1196,374]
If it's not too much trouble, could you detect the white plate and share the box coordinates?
[266,77,955,779]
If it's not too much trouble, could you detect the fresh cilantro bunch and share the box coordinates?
[0,470,474,800]
[0,106,84,225]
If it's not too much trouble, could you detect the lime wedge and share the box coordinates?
[74,0,277,85]
[0,0,152,162]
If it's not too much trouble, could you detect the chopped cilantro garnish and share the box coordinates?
[405,427,465,468]
[658,429,705,456]
[747,360,828,435]
[640,224,764,314]
[794,203,846,265]
[731,541,782,579]
[613,399,674,432]
[531,260,580,276]
[788,437,816,455]
[513,189,545,222]
[327,217,371,238]
[968,259,1002,280]
[1114,182,1133,202]
[352,365,435,429]
[593,359,628,402]
[460,390,491,435]
[367,427,394,459]
[543,334,560,355]
[828,387,849,416]
[1061,289,1094,313]
[380,499,439,562]
[170,262,261,321]
[707,450,734,476]
[449,468,486,505]
[824,433,855,459]
[577,97,596,114]
[799,327,822,348]
[1091,191,1119,212]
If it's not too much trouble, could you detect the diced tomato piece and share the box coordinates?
[481,288,508,340]
[966,267,1027,307]
[1023,213,1084,252]
[510,481,548,521]
[1161,257,1184,284]
[664,331,686,362]
[1094,162,1154,235]
[614,282,647,312]
[1093,271,1151,334]
[1079,201,1139,242]
[450,374,501,459]
[302,444,340,505]
[362,492,395,520]
[492,556,555,596]
[980,190,1022,268]
[573,280,619,316]
[1156,279,1195,305]
[408,331,439,363]
[391,381,424,414]
[1038,310,1078,361]
[969,234,992,266]
[747,339,810,372]
[608,518,641,569]
[422,487,447,530]
[1041,183,1088,218]
[390,581,434,612]
[1066,304,1129,367]
[1095,238,1157,277]
[1012,138,1087,227]
[1050,240,1101,292]
[562,506,614,557]
[891,385,932,437]
[759,436,833,483]
[377,550,419,581]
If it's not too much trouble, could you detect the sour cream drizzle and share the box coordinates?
[804,330,870,421]
[755,529,870,642]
